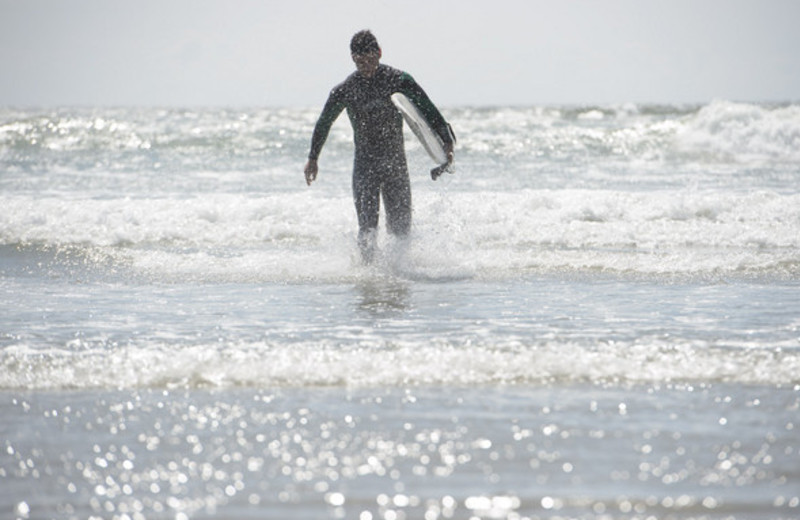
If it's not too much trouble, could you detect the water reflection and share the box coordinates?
[355,278,410,318]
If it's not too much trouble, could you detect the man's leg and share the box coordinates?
[382,172,412,238]
[353,169,381,263]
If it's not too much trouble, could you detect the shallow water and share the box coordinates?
[3,385,798,519]
[1,101,799,519]
[1,275,799,390]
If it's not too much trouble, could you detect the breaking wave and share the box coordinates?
[3,338,798,391]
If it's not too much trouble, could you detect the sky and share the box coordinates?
[1,0,799,108]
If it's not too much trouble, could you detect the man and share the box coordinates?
[304,30,455,263]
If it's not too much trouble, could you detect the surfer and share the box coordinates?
[304,30,455,263]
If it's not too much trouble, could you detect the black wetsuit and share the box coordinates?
[308,64,453,260]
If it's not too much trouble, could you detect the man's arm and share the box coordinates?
[397,73,455,155]
[305,91,345,185]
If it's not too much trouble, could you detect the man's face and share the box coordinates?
[352,51,380,78]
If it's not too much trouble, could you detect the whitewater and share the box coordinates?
[1,100,799,519]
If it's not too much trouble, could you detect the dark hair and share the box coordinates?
[350,30,380,55]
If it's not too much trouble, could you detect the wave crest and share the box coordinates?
[675,100,800,162]
[2,339,798,391]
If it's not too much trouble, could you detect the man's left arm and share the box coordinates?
[397,73,455,156]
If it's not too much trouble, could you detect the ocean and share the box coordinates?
[1,100,799,519]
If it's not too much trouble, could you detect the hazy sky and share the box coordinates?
[1,0,798,107]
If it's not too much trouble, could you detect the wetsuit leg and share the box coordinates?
[353,164,380,263]
[382,171,411,237]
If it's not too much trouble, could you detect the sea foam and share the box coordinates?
[2,337,798,391]
[2,188,797,281]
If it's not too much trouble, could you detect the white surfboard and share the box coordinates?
[391,93,454,179]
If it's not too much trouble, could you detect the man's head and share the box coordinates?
[351,30,381,78]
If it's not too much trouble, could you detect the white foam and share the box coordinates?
[2,188,798,280]
[2,338,797,391]
[675,100,800,163]
[2,103,799,281]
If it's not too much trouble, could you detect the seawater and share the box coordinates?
[1,101,799,519]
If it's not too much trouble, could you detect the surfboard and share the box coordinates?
[391,93,454,180]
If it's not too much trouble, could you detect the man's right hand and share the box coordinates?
[304,159,318,186]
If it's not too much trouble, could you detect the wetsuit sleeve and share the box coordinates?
[397,73,455,147]
[308,90,346,160]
